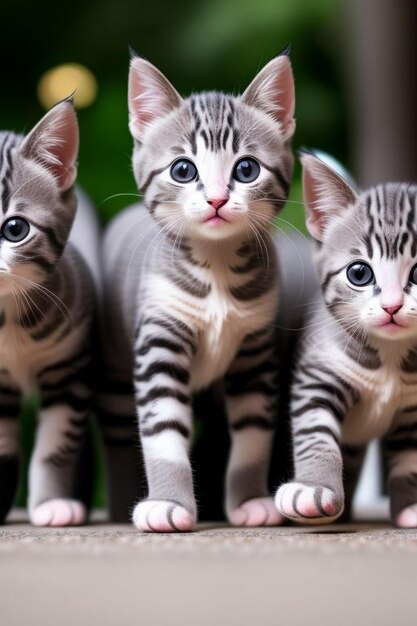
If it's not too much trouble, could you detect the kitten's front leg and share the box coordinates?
[384,415,417,527]
[275,368,353,523]
[29,363,92,527]
[224,329,283,527]
[132,314,197,532]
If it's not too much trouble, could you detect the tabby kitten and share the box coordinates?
[0,101,97,526]
[276,152,417,527]
[100,52,295,531]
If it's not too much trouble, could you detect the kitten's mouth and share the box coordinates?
[378,320,405,333]
[204,214,229,226]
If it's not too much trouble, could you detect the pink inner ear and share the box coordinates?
[128,58,182,142]
[301,155,358,242]
[303,168,325,240]
[273,58,295,135]
[21,102,79,192]
[129,68,154,130]
[242,55,295,140]
[48,106,79,191]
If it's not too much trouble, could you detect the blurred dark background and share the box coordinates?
[3,0,417,510]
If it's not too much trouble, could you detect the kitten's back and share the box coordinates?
[69,188,102,291]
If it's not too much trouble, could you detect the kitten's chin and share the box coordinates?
[190,219,247,241]
[370,323,417,341]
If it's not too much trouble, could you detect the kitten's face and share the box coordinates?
[0,102,78,295]
[302,154,417,341]
[321,188,417,340]
[128,56,295,242]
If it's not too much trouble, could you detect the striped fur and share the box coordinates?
[276,153,417,528]
[100,53,295,530]
[0,102,97,526]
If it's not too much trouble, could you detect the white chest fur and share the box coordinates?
[146,255,278,392]
[191,278,276,390]
[339,349,417,444]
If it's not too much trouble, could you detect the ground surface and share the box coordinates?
[1,514,416,626]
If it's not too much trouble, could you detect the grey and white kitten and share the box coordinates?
[276,152,417,528]
[100,52,295,531]
[0,101,97,526]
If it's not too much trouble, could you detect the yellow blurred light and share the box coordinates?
[37,63,98,110]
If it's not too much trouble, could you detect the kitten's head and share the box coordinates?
[128,52,295,241]
[301,152,417,341]
[0,100,78,293]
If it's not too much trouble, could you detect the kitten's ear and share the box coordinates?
[20,99,78,192]
[242,51,295,140]
[300,152,358,241]
[128,57,183,141]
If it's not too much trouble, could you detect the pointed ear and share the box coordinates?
[242,52,295,140]
[20,100,79,192]
[300,152,358,241]
[128,57,183,141]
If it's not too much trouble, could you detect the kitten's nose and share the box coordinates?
[207,198,228,210]
[382,304,402,315]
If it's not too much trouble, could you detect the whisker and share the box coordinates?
[99,192,141,206]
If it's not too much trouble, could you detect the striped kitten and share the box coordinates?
[0,101,97,526]
[100,52,295,531]
[276,152,417,527]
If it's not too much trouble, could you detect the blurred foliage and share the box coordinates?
[3,0,347,507]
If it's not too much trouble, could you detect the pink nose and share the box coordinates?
[207,198,228,210]
[382,304,402,315]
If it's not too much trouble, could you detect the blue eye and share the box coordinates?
[409,264,417,284]
[1,217,30,243]
[170,159,197,183]
[233,158,260,183]
[346,262,374,286]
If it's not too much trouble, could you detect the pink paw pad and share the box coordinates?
[132,500,195,533]
[276,482,343,524]
[229,497,283,527]
[31,499,86,527]
[396,505,417,528]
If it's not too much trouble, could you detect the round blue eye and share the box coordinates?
[170,159,197,183]
[346,262,374,286]
[233,158,260,183]
[1,217,30,243]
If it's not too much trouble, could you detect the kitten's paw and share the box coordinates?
[30,499,86,527]
[276,482,343,524]
[228,497,283,527]
[395,504,417,528]
[132,500,195,533]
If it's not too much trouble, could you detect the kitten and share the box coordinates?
[276,152,417,527]
[0,100,97,526]
[99,51,295,531]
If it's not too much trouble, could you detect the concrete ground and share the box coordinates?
[1,513,416,626]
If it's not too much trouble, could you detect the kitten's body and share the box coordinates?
[0,104,98,526]
[103,205,279,389]
[100,54,296,530]
[277,155,417,527]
